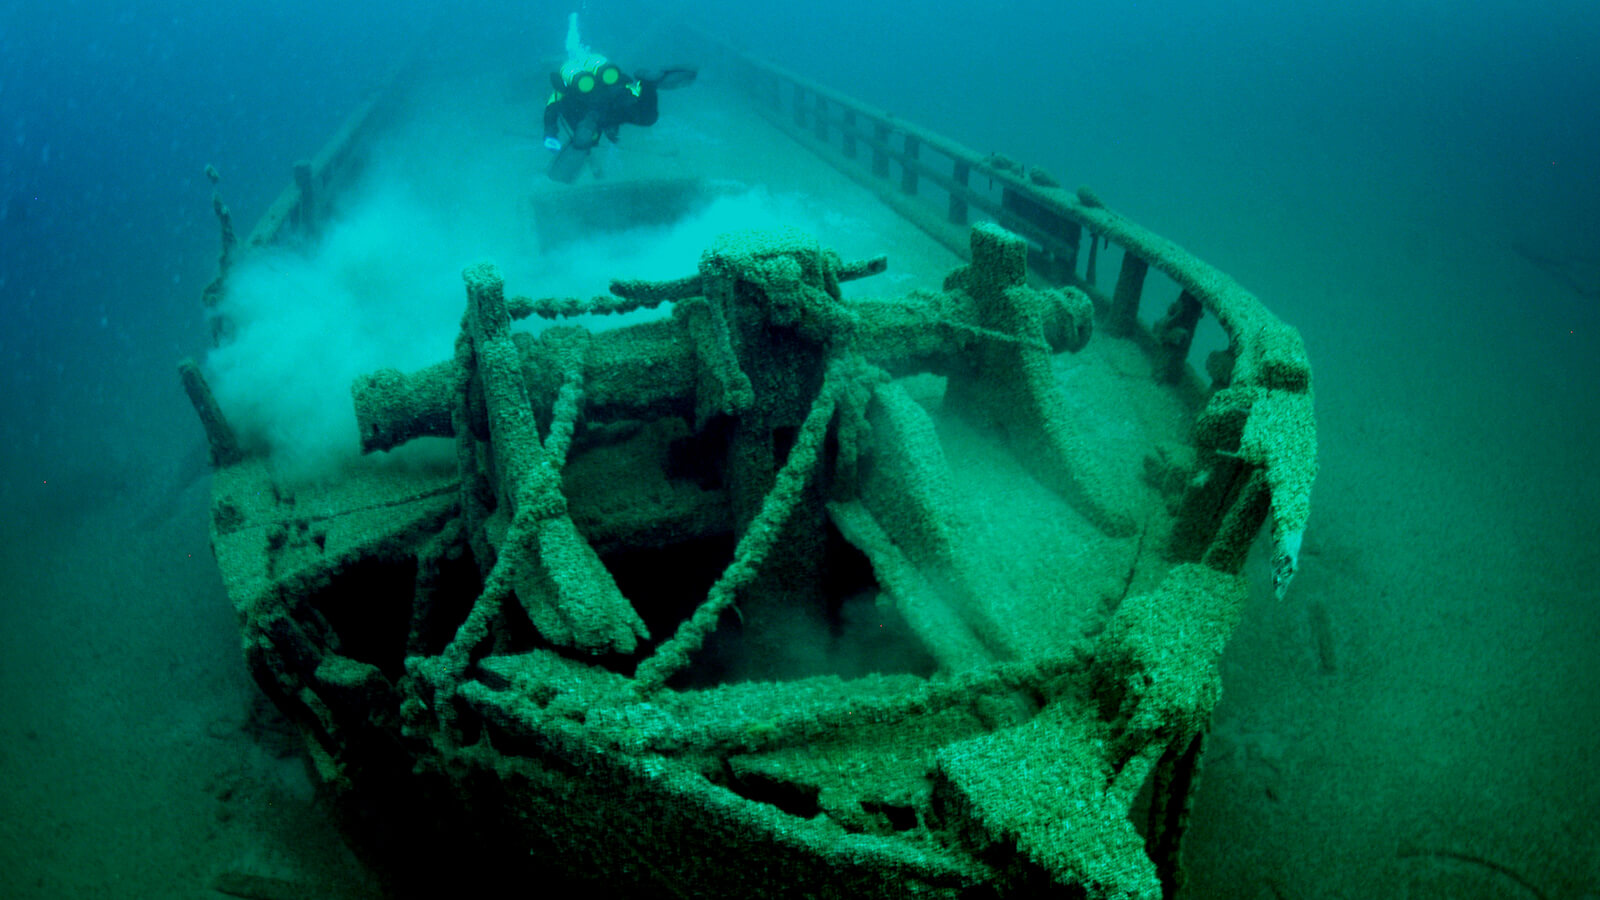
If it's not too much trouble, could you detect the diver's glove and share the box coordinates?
[544,137,562,152]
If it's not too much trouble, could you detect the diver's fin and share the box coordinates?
[548,143,591,183]
[638,66,697,90]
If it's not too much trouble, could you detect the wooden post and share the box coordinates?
[872,123,890,178]
[841,109,858,159]
[1055,220,1082,283]
[293,161,315,236]
[1109,252,1148,337]
[949,160,970,224]
[178,358,243,466]
[814,94,828,143]
[900,135,920,195]
[1085,232,1100,284]
[1203,467,1272,575]
[792,85,807,129]
[1153,290,1203,383]
[1147,729,1207,899]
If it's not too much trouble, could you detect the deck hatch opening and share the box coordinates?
[660,521,936,689]
[315,553,416,680]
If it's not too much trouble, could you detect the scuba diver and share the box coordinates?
[542,54,696,183]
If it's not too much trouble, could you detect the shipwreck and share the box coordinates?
[182,35,1316,900]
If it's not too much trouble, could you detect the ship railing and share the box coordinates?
[183,54,420,464]
[239,59,420,252]
[707,38,1315,597]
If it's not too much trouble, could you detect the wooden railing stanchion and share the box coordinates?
[1109,253,1148,337]
[949,160,970,225]
[1154,290,1203,383]
[872,123,891,178]
[293,161,316,237]
[900,135,920,195]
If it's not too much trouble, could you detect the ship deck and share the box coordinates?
[211,60,1209,675]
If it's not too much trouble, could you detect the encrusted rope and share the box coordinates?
[632,360,847,695]
[543,335,588,466]
[510,272,701,320]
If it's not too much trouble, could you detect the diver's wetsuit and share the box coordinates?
[544,79,660,150]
